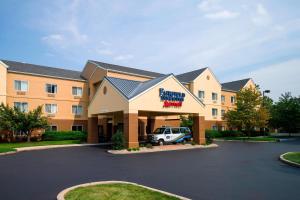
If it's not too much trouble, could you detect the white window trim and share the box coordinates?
[212,108,218,116]
[49,125,58,131]
[45,104,58,114]
[14,80,29,92]
[45,83,58,94]
[72,87,83,97]
[14,102,29,112]
[71,125,84,131]
[72,105,83,115]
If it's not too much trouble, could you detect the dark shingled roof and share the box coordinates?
[105,74,170,99]
[221,78,251,92]
[176,68,207,83]
[1,60,85,81]
[89,60,165,78]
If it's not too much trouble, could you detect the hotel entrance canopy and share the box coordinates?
[88,74,206,147]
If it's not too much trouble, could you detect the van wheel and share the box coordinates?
[158,139,164,146]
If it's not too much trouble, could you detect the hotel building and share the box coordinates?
[0,59,255,147]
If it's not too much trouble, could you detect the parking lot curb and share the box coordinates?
[279,152,300,168]
[214,139,277,143]
[0,151,17,156]
[108,143,218,154]
[0,143,110,156]
[57,180,191,200]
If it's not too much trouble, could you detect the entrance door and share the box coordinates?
[98,125,105,143]
[107,123,113,141]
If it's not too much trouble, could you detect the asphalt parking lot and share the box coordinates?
[0,139,300,200]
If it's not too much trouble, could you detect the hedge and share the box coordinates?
[42,131,87,141]
[205,130,243,139]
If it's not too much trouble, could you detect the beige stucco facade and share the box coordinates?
[0,62,7,105]
[189,68,222,121]
[1,59,257,146]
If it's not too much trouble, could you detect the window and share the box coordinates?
[72,105,83,115]
[171,128,180,134]
[45,104,57,114]
[198,90,205,99]
[47,125,57,131]
[212,93,218,101]
[72,87,83,96]
[221,109,225,117]
[14,102,28,112]
[45,84,57,94]
[14,80,28,91]
[231,96,236,103]
[164,128,171,134]
[221,95,225,103]
[212,108,218,116]
[212,125,218,130]
[72,125,83,132]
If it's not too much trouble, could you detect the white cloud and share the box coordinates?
[42,34,65,48]
[96,49,113,56]
[245,59,300,100]
[197,0,220,11]
[114,54,134,61]
[252,3,271,26]
[204,10,239,20]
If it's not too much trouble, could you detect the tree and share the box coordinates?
[20,106,48,142]
[0,104,18,141]
[269,93,300,135]
[180,115,193,128]
[224,87,270,136]
[0,104,48,142]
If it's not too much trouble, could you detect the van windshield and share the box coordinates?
[153,128,165,134]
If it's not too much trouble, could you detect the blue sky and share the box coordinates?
[0,0,299,100]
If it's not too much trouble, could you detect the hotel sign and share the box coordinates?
[159,88,185,107]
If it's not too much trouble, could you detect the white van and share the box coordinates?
[148,127,192,145]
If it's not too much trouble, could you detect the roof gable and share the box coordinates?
[105,75,169,100]
[2,60,85,81]
[221,78,251,92]
[176,67,207,83]
[89,60,164,78]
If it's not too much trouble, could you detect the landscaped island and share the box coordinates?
[283,152,300,164]
[0,131,86,153]
[64,183,180,200]
[0,140,82,153]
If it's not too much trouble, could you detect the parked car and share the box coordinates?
[148,127,192,145]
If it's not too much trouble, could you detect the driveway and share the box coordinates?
[0,139,300,200]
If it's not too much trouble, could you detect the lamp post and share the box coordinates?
[262,90,271,106]
[262,90,270,135]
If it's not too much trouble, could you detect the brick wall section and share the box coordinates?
[124,113,139,148]
[204,120,228,130]
[193,116,206,145]
[87,117,98,143]
[48,119,88,131]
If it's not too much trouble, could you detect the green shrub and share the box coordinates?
[205,130,222,138]
[220,130,243,137]
[205,130,243,139]
[191,141,196,145]
[127,148,132,151]
[42,131,87,141]
[111,131,125,150]
[146,143,153,149]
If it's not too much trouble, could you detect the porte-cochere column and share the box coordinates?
[193,115,206,145]
[123,112,139,148]
[87,116,98,143]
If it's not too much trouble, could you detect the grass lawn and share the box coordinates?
[65,183,179,200]
[283,152,300,164]
[0,140,82,153]
[219,136,278,142]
